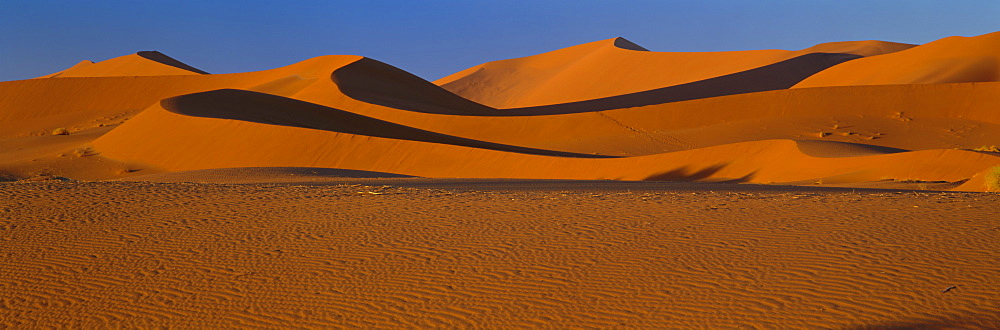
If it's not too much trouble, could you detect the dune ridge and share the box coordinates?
[38,51,208,78]
[434,38,914,108]
[794,31,1000,88]
[90,90,1000,189]
[4,33,1000,191]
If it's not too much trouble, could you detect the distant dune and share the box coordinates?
[2,32,999,192]
[794,31,1000,88]
[37,51,208,78]
[435,37,914,108]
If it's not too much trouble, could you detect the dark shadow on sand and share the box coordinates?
[137,51,210,74]
[499,52,862,115]
[161,89,612,158]
[333,53,861,116]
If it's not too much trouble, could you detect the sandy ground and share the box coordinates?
[2,178,998,328]
[3,31,1000,327]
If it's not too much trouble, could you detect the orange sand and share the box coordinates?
[435,38,914,108]
[1,180,998,327]
[795,31,1000,88]
[2,31,1000,327]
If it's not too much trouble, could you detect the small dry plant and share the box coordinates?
[985,166,1000,192]
[51,128,70,135]
[973,145,1000,152]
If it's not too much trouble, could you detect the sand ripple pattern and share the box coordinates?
[1,182,998,327]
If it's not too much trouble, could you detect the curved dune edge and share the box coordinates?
[792,140,907,158]
[461,52,864,115]
[0,55,364,138]
[954,163,1000,192]
[4,34,998,192]
[120,167,414,183]
[6,50,997,156]
[309,82,1000,156]
[434,37,914,108]
[135,51,210,74]
[159,89,604,158]
[5,54,1000,189]
[33,60,94,79]
[90,99,1000,191]
[39,51,208,78]
[794,31,1000,88]
[330,57,495,115]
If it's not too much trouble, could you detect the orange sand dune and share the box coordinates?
[795,31,1000,88]
[3,33,998,193]
[33,60,93,78]
[89,90,1000,191]
[37,51,208,78]
[4,33,1000,328]
[0,55,365,180]
[261,56,1000,156]
[159,89,595,158]
[0,55,361,138]
[5,51,999,190]
[321,64,1000,156]
[434,37,913,108]
[330,58,495,115]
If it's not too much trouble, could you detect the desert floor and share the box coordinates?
[2,175,998,328]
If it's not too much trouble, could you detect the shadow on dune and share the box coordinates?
[643,164,754,183]
[613,37,649,51]
[124,167,414,183]
[331,58,497,115]
[794,140,909,158]
[161,89,611,158]
[499,52,863,115]
[136,51,210,74]
[333,53,861,116]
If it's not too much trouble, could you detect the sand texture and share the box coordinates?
[3,32,1000,327]
[2,180,999,328]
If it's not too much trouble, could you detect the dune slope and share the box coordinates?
[0,55,362,138]
[159,89,600,158]
[795,31,1000,88]
[435,38,914,108]
[41,51,208,78]
[89,91,1000,191]
[3,33,998,193]
[321,81,1000,157]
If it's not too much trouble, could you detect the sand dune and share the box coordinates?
[33,60,94,78]
[324,80,1000,157]
[3,39,999,190]
[38,51,208,78]
[331,57,495,115]
[159,89,599,157]
[434,37,914,108]
[3,31,1000,327]
[0,55,360,138]
[795,31,1000,88]
[89,90,1000,190]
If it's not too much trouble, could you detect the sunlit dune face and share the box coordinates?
[2,31,1000,328]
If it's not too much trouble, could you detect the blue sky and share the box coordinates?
[1,1,997,81]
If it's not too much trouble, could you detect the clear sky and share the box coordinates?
[1,1,997,81]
